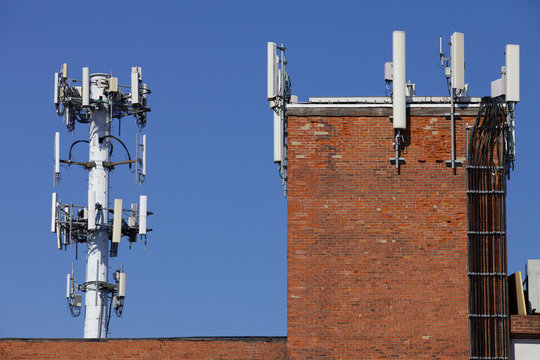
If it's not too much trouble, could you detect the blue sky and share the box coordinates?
[0,0,538,338]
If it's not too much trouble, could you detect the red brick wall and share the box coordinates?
[511,315,540,338]
[287,111,472,359]
[0,337,287,360]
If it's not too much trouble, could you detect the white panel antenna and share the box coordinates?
[267,42,277,100]
[88,190,96,230]
[109,77,119,93]
[112,199,123,244]
[392,31,406,130]
[273,111,282,163]
[139,195,147,235]
[57,227,62,250]
[451,32,465,90]
[384,62,393,81]
[141,134,147,178]
[54,73,59,105]
[505,44,520,102]
[131,67,141,105]
[51,192,57,233]
[491,77,506,98]
[66,273,71,298]
[54,132,60,185]
[82,67,90,107]
[118,272,126,298]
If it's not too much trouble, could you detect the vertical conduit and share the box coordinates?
[467,97,510,360]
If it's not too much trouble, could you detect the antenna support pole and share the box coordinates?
[446,85,462,170]
[84,74,110,338]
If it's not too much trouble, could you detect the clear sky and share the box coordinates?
[0,0,538,338]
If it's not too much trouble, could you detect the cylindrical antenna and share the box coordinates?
[392,31,406,130]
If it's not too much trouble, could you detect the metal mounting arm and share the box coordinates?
[389,129,405,172]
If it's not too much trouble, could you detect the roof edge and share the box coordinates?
[0,336,288,343]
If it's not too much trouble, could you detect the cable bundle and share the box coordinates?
[467,97,510,359]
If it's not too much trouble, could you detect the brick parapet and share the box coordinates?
[511,315,540,338]
[0,337,287,360]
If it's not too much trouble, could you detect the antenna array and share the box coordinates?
[383,31,519,174]
[491,44,520,164]
[267,42,292,197]
[52,64,153,338]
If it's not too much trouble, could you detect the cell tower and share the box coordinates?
[51,64,152,338]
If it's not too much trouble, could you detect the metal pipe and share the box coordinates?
[450,88,456,168]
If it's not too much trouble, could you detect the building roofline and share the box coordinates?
[287,96,482,117]
[0,336,287,343]
[305,96,482,105]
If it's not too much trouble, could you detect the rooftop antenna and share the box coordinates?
[267,42,292,197]
[491,44,520,173]
[387,30,411,172]
[52,64,153,338]
[440,32,466,170]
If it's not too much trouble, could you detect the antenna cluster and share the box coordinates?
[381,31,520,173]
[267,42,292,197]
[54,65,149,133]
[52,64,153,338]
[439,32,466,169]
[491,44,520,164]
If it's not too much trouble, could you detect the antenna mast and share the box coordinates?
[267,42,292,197]
[440,32,466,170]
[52,65,152,338]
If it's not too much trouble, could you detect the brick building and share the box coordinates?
[2,97,540,359]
